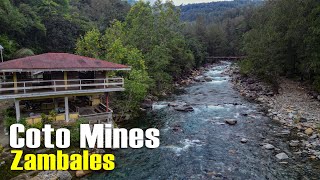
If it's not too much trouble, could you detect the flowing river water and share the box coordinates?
[90,62,320,180]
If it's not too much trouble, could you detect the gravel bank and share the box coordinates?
[230,65,320,160]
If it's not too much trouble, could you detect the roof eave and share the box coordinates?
[0,67,132,73]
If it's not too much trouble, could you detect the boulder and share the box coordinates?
[305,128,314,136]
[141,99,153,109]
[276,153,289,160]
[76,170,92,178]
[263,143,275,150]
[174,105,194,112]
[241,138,248,143]
[204,77,213,81]
[300,117,308,123]
[266,91,274,96]
[225,119,237,125]
[168,102,181,107]
[240,113,248,117]
[194,76,202,82]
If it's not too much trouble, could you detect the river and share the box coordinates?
[90,61,320,180]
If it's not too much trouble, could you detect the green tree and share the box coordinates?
[76,28,150,117]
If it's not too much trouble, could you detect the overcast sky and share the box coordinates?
[145,0,228,5]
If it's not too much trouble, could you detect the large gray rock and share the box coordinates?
[225,119,237,125]
[76,170,92,178]
[204,77,213,82]
[263,143,275,150]
[276,153,289,160]
[174,105,194,112]
[141,99,153,109]
[241,138,248,143]
[168,102,183,107]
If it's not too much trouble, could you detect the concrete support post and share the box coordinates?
[14,99,20,122]
[13,72,18,93]
[65,96,69,122]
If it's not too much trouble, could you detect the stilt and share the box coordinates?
[14,99,20,122]
[105,92,109,112]
[65,96,69,122]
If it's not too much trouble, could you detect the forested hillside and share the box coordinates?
[181,0,261,57]
[240,0,320,92]
[0,0,130,58]
[180,0,262,23]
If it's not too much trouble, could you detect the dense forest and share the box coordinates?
[181,0,260,56]
[0,0,130,57]
[76,0,206,116]
[180,0,262,23]
[240,0,320,92]
[1,0,320,117]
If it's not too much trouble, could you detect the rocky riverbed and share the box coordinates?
[91,61,320,179]
[230,65,320,161]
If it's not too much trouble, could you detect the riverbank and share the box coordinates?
[230,65,320,160]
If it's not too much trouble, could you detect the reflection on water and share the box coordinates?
[90,62,320,180]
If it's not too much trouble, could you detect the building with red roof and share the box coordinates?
[0,53,131,124]
[0,53,130,72]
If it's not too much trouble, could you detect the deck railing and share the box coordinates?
[0,78,124,95]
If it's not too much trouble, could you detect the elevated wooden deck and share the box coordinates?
[0,78,124,100]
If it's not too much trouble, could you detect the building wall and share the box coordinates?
[26,112,80,125]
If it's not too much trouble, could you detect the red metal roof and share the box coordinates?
[0,53,130,72]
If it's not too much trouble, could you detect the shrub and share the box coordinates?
[0,144,4,153]
[29,122,43,129]
[3,107,15,117]
[239,59,253,75]
[313,76,320,93]
[4,116,16,131]
[49,110,57,121]
[41,113,52,125]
